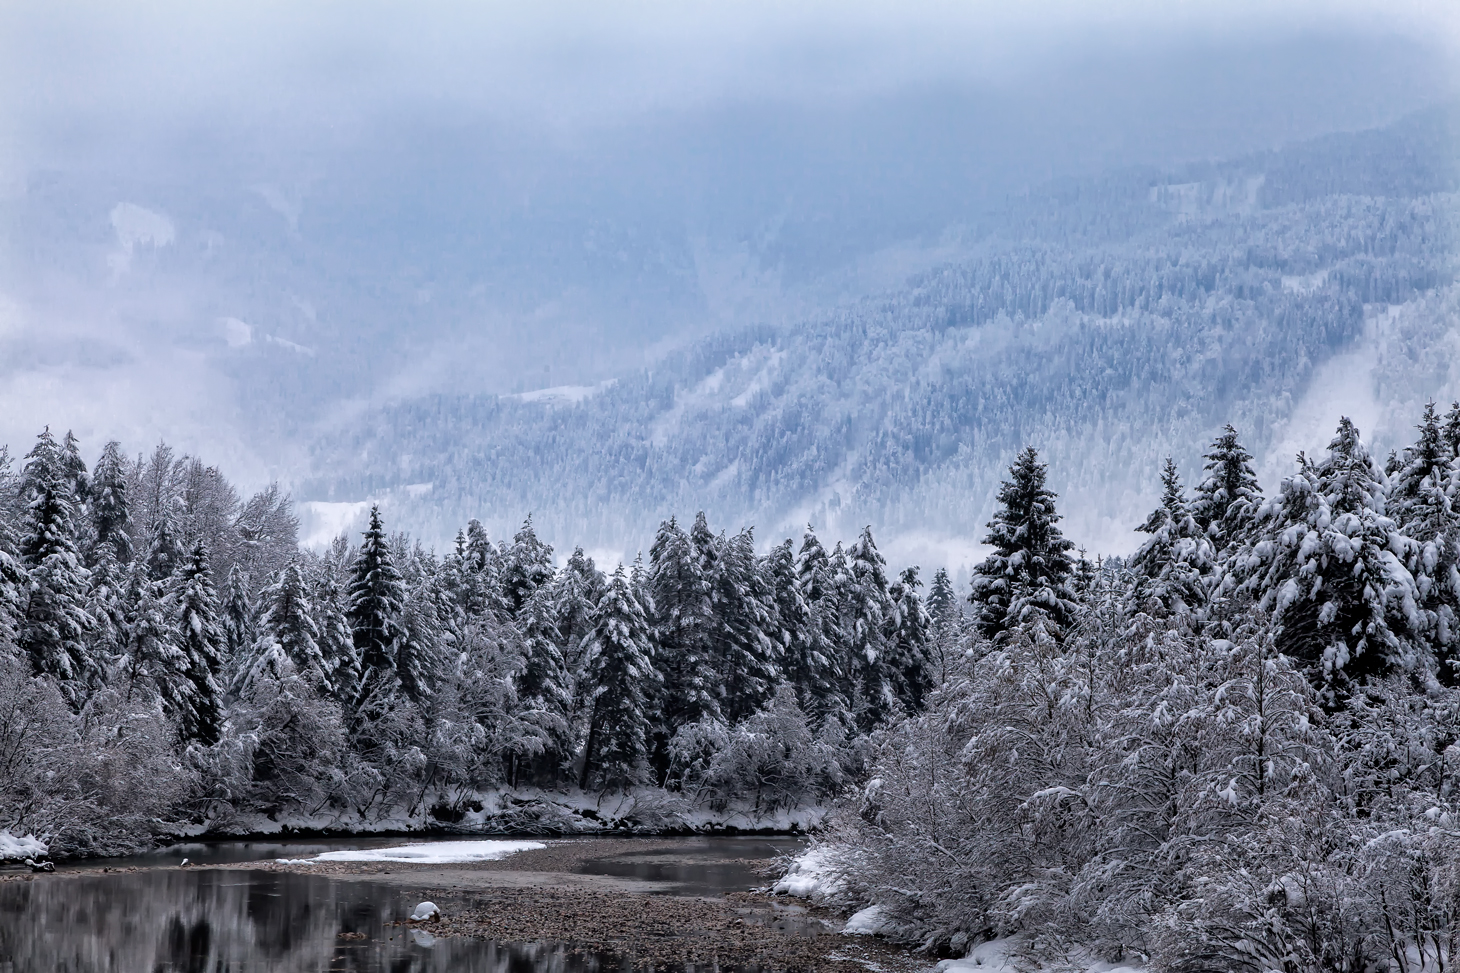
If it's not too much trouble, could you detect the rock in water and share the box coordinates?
[409,902,441,922]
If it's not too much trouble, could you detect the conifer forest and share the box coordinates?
[7,6,1460,971]
[8,394,1460,967]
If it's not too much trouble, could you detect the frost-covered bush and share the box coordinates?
[0,663,185,857]
[674,687,847,812]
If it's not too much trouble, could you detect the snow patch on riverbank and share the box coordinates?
[0,832,47,860]
[312,839,545,864]
[772,847,842,902]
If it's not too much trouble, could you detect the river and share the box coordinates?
[0,836,811,973]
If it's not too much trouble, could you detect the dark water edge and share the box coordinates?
[0,868,642,973]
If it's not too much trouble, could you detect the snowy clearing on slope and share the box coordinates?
[311,839,545,863]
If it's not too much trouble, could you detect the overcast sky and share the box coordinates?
[0,0,1457,503]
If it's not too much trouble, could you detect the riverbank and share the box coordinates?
[260,838,923,973]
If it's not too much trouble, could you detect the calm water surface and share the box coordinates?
[0,836,808,973]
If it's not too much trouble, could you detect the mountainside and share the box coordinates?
[299,105,1459,565]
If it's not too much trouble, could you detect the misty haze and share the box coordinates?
[2,3,1460,972]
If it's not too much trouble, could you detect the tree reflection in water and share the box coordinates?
[0,869,634,973]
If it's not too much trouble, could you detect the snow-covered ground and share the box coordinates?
[309,839,545,864]
[776,848,1148,973]
[0,832,47,861]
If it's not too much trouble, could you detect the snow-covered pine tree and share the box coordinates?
[145,497,185,583]
[767,537,836,719]
[0,448,27,654]
[794,527,853,728]
[926,567,963,684]
[552,546,605,674]
[1389,404,1460,679]
[60,430,90,506]
[503,516,554,616]
[1130,457,1215,621]
[968,446,1078,643]
[886,566,935,714]
[515,584,573,777]
[347,505,407,711]
[172,540,226,745]
[395,548,450,702]
[1243,418,1419,695]
[250,560,328,694]
[711,527,778,724]
[845,525,897,729]
[1389,402,1451,522]
[648,515,720,738]
[1191,424,1264,558]
[120,560,184,696]
[220,563,254,668]
[314,559,360,706]
[17,429,96,706]
[1443,401,1460,458]
[580,565,660,790]
[89,440,132,564]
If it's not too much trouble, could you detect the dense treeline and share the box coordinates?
[824,404,1460,973]
[0,428,948,856]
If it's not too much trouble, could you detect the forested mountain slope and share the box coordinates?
[302,104,1459,561]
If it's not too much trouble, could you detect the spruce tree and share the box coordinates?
[220,564,254,669]
[552,546,605,674]
[1389,405,1460,680]
[1389,402,1452,532]
[845,525,897,729]
[1130,457,1215,620]
[17,429,96,705]
[648,516,720,737]
[503,516,554,616]
[767,537,833,718]
[314,562,360,706]
[580,565,660,790]
[90,440,132,564]
[795,526,851,727]
[396,553,449,702]
[968,446,1078,642]
[347,505,406,710]
[516,584,573,772]
[886,565,935,714]
[1191,424,1264,556]
[121,561,183,694]
[711,526,778,724]
[173,540,226,745]
[1244,418,1418,695]
[250,560,327,693]
[1443,401,1460,458]
[926,567,963,684]
[145,499,185,583]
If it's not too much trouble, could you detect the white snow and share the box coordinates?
[310,839,545,864]
[507,382,614,406]
[0,832,47,861]
[773,847,841,901]
[844,905,894,935]
[275,858,316,865]
[409,901,441,921]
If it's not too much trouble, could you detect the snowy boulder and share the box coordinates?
[25,859,55,873]
[409,902,441,922]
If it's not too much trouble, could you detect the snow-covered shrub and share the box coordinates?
[0,664,185,857]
